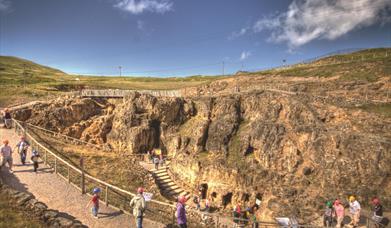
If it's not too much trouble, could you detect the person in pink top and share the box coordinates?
[334,199,345,228]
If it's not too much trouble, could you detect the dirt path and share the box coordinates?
[0,127,164,228]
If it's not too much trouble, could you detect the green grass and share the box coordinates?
[0,193,45,228]
[357,103,391,118]
[250,48,391,81]
[1,48,390,107]
[0,56,222,107]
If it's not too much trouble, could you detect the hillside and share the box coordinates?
[1,48,390,107]
[0,56,220,107]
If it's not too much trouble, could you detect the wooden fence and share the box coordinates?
[80,89,182,98]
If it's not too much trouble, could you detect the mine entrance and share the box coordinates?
[222,192,232,208]
[150,119,161,149]
[200,183,208,199]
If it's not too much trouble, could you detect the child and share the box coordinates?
[193,195,201,210]
[30,149,40,173]
[86,187,101,218]
[153,156,159,170]
[334,199,345,228]
[323,201,334,227]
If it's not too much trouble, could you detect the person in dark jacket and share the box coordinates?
[371,197,384,227]
[176,195,187,228]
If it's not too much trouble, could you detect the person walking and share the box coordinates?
[323,201,334,227]
[334,199,345,228]
[348,196,361,227]
[153,156,159,170]
[2,109,12,129]
[30,149,40,173]
[371,197,383,227]
[15,136,30,165]
[1,140,13,173]
[176,195,187,228]
[86,187,101,218]
[129,187,146,228]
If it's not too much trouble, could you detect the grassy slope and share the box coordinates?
[0,56,221,107]
[1,48,390,107]
[0,193,45,228]
[251,48,391,81]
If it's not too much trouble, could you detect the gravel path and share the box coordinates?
[0,127,165,228]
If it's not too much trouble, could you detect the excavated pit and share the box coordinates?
[12,87,391,223]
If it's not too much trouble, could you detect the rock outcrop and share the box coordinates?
[12,81,391,224]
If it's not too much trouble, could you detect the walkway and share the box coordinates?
[0,127,164,228]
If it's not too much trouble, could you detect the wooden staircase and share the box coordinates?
[151,162,192,201]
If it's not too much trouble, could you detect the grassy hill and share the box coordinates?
[1,47,390,107]
[0,56,221,107]
[253,48,391,81]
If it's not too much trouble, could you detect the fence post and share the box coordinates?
[44,149,47,165]
[54,157,57,174]
[172,208,176,227]
[105,186,109,206]
[67,166,70,183]
[80,157,85,194]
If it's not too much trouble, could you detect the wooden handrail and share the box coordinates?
[12,119,175,209]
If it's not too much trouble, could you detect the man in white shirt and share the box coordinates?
[349,195,361,227]
[0,139,13,173]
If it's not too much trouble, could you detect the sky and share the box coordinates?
[0,0,390,77]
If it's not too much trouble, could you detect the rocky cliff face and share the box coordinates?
[13,86,391,223]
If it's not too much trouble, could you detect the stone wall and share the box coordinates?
[0,178,86,228]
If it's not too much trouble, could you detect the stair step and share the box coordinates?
[158,179,174,184]
[160,182,177,188]
[155,172,169,177]
[156,176,170,181]
[163,186,180,192]
[167,188,184,195]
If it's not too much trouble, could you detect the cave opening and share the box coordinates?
[200,183,208,199]
[222,192,233,208]
[150,119,161,149]
[244,145,254,156]
[242,193,250,202]
[211,192,217,198]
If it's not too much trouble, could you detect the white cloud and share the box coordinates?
[0,0,10,12]
[253,0,391,48]
[228,27,249,40]
[115,0,173,14]
[240,51,251,61]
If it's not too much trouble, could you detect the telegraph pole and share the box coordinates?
[118,66,122,77]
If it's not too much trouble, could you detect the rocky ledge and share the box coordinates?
[0,178,86,228]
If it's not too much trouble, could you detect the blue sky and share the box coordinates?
[0,0,390,77]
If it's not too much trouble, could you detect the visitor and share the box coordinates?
[0,140,13,173]
[250,205,259,228]
[176,195,187,228]
[147,150,153,163]
[129,187,146,228]
[349,196,361,227]
[153,156,159,170]
[334,199,345,228]
[3,108,12,129]
[371,197,383,227]
[15,136,30,165]
[233,202,242,225]
[204,197,210,212]
[193,194,201,210]
[30,149,40,173]
[323,201,334,227]
[86,187,101,219]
